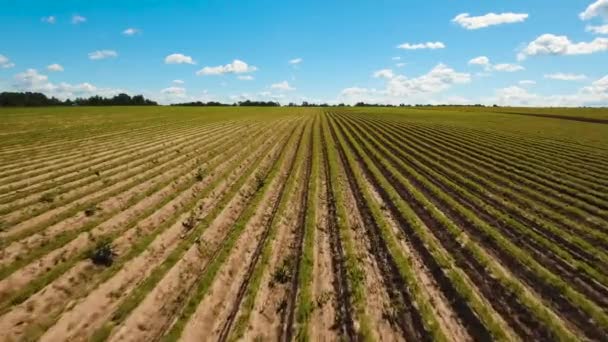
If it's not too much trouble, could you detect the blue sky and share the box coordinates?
[0,0,607,105]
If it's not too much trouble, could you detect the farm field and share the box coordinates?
[0,106,607,341]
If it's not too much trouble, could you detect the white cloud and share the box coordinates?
[47,64,64,72]
[89,50,118,60]
[196,59,257,76]
[397,41,445,50]
[452,12,528,30]
[489,74,608,106]
[341,87,372,97]
[172,79,184,85]
[468,56,523,72]
[340,63,470,105]
[544,73,587,81]
[387,64,470,96]
[288,58,303,65]
[122,28,141,36]
[493,63,525,72]
[238,75,254,81]
[373,69,394,79]
[161,86,186,96]
[468,56,490,67]
[0,54,15,69]
[396,62,406,68]
[12,68,119,99]
[586,24,608,34]
[41,16,56,24]
[392,56,401,61]
[164,53,195,65]
[518,34,608,60]
[270,81,295,91]
[580,0,608,20]
[519,80,536,86]
[72,15,86,24]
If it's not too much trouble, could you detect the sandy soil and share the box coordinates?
[107,130,289,342]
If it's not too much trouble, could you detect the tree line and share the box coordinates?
[0,92,158,107]
[1,91,501,108]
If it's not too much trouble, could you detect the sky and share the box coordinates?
[0,0,607,106]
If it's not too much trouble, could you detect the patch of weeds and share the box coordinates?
[254,172,265,191]
[84,206,99,217]
[271,255,294,287]
[195,168,206,182]
[89,237,116,267]
[316,291,332,308]
[182,214,197,231]
[39,193,55,203]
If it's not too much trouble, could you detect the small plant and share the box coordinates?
[254,172,265,190]
[39,193,55,203]
[89,238,116,266]
[195,168,205,182]
[182,214,197,230]
[271,255,294,286]
[84,206,98,217]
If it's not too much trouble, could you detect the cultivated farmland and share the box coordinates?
[0,106,607,341]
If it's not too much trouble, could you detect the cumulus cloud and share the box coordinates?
[468,56,491,67]
[172,79,184,85]
[340,63,470,105]
[468,56,523,72]
[518,34,608,60]
[289,58,303,65]
[41,16,56,24]
[586,24,608,34]
[164,53,195,65]
[452,12,528,30]
[12,68,119,99]
[580,0,608,20]
[196,59,257,76]
[72,14,86,24]
[89,50,118,60]
[270,81,295,91]
[519,80,536,86]
[397,41,445,50]
[387,64,470,96]
[544,73,587,81]
[493,63,525,72]
[489,74,608,106]
[47,64,64,72]
[122,28,141,36]
[161,86,186,96]
[396,63,406,68]
[0,54,15,69]
[238,75,254,81]
[373,69,394,79]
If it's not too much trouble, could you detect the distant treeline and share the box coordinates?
[0,92,158,107]
[171,100,281,107]
[1,91,507,108]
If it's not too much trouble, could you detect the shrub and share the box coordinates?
[89,238,116,266]
[39,193,55,203]
[84,206,98,217]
